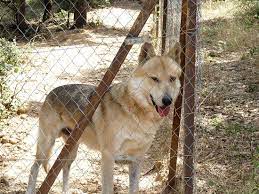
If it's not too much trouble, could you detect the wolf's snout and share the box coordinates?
[162,95,172,106]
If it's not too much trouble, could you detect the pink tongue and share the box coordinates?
[158,106,170,117]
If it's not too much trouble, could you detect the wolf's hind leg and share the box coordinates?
[26,128,56,194]
[26,160,41,194]
[62,143,79,194]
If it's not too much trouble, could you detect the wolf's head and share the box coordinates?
[128,42,182,118]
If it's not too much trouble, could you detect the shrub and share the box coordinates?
[89,0,111,8]
[0,38,21,117]
[0,38,20,76]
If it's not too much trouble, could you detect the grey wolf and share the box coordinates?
[26,42,182,194]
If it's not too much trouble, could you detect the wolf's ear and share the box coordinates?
[138,42,156,65]
[167,42,182,64]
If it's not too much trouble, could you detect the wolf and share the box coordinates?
[26,42,182,194]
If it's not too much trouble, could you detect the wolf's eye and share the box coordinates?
[150,76,160,83]
[170,76,176,82]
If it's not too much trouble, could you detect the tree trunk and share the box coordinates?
[42,0,52,22]
[16,0,28,32]
[74,0,88,28]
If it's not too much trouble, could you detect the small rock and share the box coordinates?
[0,177,9,187]
[218,40,226,46]
[87,184,98,193]
[20,114,27,119]
[1,136,9,144]
[9,138,18,144]
[17,105,29,115]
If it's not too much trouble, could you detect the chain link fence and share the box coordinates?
[1,0,258,193]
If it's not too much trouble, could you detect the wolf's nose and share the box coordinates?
[162,95,172,106]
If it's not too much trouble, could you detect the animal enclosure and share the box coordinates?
[1,0,199,193]
[2,0,257,193]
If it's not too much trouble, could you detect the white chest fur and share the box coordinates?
[112,114,161,160]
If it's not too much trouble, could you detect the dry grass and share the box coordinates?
[201,0,258,54]
[197,0,259,193]
[201,0,240,21]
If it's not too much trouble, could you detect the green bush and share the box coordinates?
[89,0,111,8]
[0,38,20,76]
[0,38,21,117]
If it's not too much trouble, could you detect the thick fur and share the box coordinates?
[26,42,182,194]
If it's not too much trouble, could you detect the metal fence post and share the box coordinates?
[161,0,168,54]
[183,0,198,193]
[163,0,188,193]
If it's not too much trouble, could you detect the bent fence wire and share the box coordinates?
[0,0,200,193]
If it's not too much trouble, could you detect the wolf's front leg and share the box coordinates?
[101,150,115,194]
[129,158,143,194]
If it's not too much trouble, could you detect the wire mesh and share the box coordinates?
[0,0,208,193]
[195,0,258,194]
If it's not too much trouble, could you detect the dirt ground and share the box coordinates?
[0,0,258,194]
[195,2,258,193]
